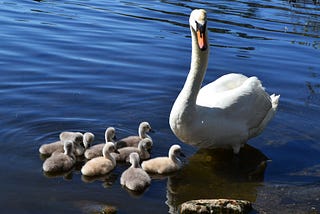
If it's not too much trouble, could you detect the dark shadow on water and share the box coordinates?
[81,172,118,187]
[121,185,150,198]
[43,169,74,180]
[165,144,270,213]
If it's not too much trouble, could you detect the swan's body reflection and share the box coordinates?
[165,144,269,213]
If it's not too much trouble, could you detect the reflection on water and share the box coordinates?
[165,145,269,212]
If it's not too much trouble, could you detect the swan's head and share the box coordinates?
[105,127,116,142]
[189,9,208,51]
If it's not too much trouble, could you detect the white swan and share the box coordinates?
[81,142,118,176]
[42,140,76,173]
[141,144,184,174]
[169,9,280,154]
[116,121,153,149]
[84,127,116,159]
[120,152,151,192]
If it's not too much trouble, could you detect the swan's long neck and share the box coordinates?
[184,27,209,103]
[173,27,209,121]
[105,151,116,166]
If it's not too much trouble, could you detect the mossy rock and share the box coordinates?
[180,199,252,214]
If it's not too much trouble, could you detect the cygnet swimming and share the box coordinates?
[116,122,153,149]
[113,138,152,162]
[42,140,76,173]
[51,132,94,157]
[81,142,118,176]
[74,132,95,156]
[141,144,185,174]
[84,127,116,159]
[120,152,151,192]
[39,131,83,156]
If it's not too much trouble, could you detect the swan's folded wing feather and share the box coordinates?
[197,76,272,130]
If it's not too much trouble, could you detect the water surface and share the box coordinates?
[0,0,320,213]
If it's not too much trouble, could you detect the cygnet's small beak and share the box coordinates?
[114,149,120,154]
[180,152,186,157]
[149,128,155,133]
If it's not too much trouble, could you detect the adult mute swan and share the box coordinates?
[169,9,280,154]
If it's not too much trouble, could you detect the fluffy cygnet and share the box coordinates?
[113,138,152,162]
[81,142,118,176]
[141,144,185,174]
[74,132,95,156]
[51,132,94,157]
[84,127,116,159]
[42,140,76,173]
[116,122,153,149]
[39,131,83,156]
[120,152,151,192]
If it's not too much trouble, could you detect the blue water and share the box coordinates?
[0,0,319,213]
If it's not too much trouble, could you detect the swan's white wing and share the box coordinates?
[197,75,272,132]
[197,73,248,107]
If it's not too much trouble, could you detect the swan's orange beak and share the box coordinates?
[197,30,207,51]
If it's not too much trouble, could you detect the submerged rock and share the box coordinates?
[180,199,252,214]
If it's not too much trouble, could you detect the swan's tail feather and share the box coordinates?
[249,93,280,138]
[270,94,280,110]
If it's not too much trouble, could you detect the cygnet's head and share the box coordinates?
[102,142,118,157]
[105,127,116,142]
[139,138,153,150]
[139,122,153,133]
[60,131,83,144]
[129,152,140,167]
[63,140,74,155]
[83,132,95,148]
[169,144,185,158]
[189,9,208,51]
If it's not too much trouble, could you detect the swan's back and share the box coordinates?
[196,73,280,141]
